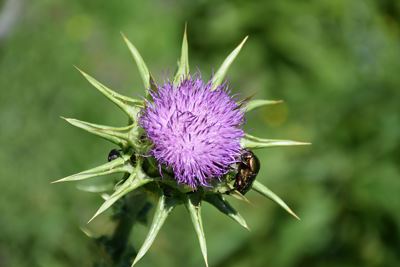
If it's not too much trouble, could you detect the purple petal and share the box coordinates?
[139,77,244,188]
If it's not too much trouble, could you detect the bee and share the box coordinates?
[107,149,121,162]
[233,150,260,195]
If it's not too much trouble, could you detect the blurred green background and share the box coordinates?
[1,0,400,266]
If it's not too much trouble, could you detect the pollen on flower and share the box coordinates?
[139,77,245,188]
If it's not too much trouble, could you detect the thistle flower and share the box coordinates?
[140,77,244,188]
[55,26,310,267]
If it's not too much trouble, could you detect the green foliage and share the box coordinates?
[184,194,208,267]
[61,117,135,148]
[132,193,177,266]
[173,24,190,86]
[75,67,142,119]
[53,153,132,183]
[241,133,310,149]
[211,36,247,91]
[243,99,283,112]
[252,181,299,220]
[1,0,400,267]
[204,194,249,230]
[88,171,152,223]
[121,33,152,93]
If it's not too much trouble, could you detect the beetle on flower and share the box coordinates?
[54,25,310,267]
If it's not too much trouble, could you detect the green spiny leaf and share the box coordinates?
[241,133,311,149]
[252,180,300,220]
[229,189,251,204]
[62,117,134,148]
[211,36,248,91]
[100,193,109,201]
[88,173,152,223]
[205,194,249,230]
[52,155,132,183]
[121,33,153,94]
[132,193,177,266]
[184,194,208,267]
[80,227,96,238]
[75,67,141,118]
[244,99,283,112]
[149,76,158,93]
[76,182,114,193]
[173,24,189,86]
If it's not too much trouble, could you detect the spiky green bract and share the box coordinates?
[57,26,309,267]
[121,33,151,91]
[76,182,114,193]
[62,117,135,148]
[184,193,208,267]
[89,159,152,223]
[241,133,311,149]
[229,190,251,204]
[211,36,248,91]
[244,99,283,112]
[204,194,249,230]
[173,24,189,85]
[132,191,178,267]
[252,180,300,220]
[75,67,142,119]
[53,154,133,183]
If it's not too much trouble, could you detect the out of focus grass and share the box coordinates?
[0,1,399,267]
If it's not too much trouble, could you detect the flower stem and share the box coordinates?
[95,190,151,267]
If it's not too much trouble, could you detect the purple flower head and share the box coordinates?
[139,77,245,188]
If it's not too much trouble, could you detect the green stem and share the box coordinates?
[95,191,150,267]
[112,193,148,262]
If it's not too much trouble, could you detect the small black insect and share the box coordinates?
[107,149,121,162]
[233,150,260,195]
[130,154,137,166]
